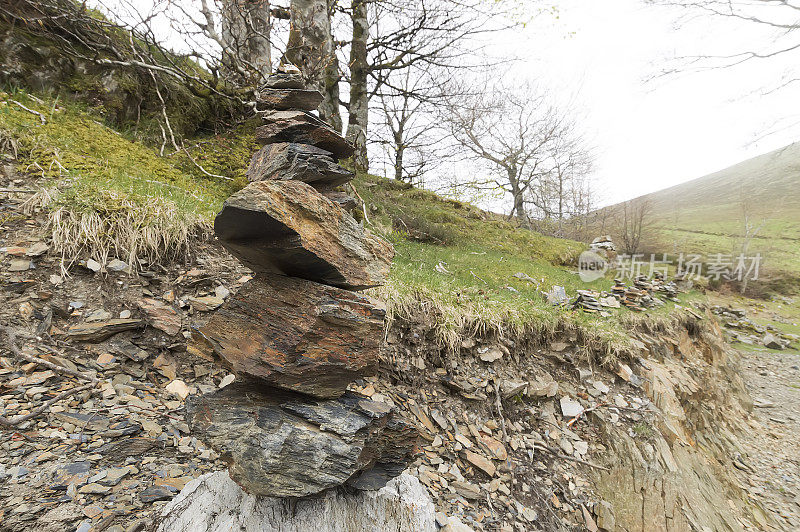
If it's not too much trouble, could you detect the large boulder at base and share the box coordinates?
[214,180,393,290]
[186,382,419,498]
[256,88,324,111]
[246,142,353,189]
[190,273,385,399]
[255,110,354,160]
[156,471,436,532]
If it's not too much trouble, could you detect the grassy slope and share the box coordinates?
[0,90,256,265]
[1,89,698,364]
[620,142,800,277]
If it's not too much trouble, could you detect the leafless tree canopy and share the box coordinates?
[647,1,800,91]
[344,0,512,172]
[442,82,595,232]
[615,197,653,255]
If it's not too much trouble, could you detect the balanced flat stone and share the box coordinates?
[246,142,353,189]
[190,273,385,399]
[257,88,324,111]
[255,110,354,160]
[214,180,393,290]
[186,382,418,497]
[261,73,304,90]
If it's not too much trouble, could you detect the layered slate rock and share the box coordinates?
[186,382,418,498]
[214,180,393,290]
[191,273,385,399]
[246,142,353,189]
[255,110,354,160]
[256,88,324,111]
[184,68,417,499]
[66,318,143,342]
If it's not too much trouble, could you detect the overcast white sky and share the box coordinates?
[111,0,799,208]
[513,0,800,205]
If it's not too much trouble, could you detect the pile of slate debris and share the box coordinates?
[712,305,798,350]
[547,272,684,316]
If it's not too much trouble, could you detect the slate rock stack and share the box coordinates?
[186,66,417,499]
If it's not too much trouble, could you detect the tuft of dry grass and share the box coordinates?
[48,189,210,273]
[20,187,58,215]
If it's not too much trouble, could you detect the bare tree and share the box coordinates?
[527,127,595,236]
[615,197,653,255]
[343,0,513,172]
[371,65,454,184]
[346,0,370,170]
[443,83,588,228]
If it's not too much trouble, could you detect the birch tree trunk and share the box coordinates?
[221,0,272,83]
[394,132,405,181]
[322,0,343,132]
[285,0,342,130]
[347,0,369,172]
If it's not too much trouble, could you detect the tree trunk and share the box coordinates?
[394,142,404,181]
[347,0,369,172]
[221,0,272,84]
[285,0,341,130]
[514,194,528,227]
[557,176,564,236]
[507,169,528,228]
[321,0,343,132]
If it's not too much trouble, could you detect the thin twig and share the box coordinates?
[97,404,185,422]
[349,182,370,224]
[471,270,488,285]
[10,100,46,124]
[533,444,610,471]
[0,382,96,427]
[566,401,606,427]
[0,326,98,384]
[494,383,508,441]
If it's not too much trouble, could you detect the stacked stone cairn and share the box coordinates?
[186,66,418,498]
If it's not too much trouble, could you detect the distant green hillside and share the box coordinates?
[619,142,800,284]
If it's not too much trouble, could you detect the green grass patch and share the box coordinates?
[0,90,238,268]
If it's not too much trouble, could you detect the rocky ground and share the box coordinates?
[0,170,246,531]
[3,160,799,532]
[733,345,800,530]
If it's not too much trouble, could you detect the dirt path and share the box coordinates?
[734,346,800,530]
